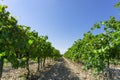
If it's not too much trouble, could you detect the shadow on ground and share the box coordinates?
[108,68,120,80]
[30,59,80,80]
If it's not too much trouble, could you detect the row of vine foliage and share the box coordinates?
[0,4,61,79]
[64,2,120,79]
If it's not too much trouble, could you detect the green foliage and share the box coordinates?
[64,2,120,75]
[0,4,61,78]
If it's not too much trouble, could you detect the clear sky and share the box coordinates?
[0,0,119,54]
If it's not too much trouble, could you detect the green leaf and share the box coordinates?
[28,39,33,45]
[0,4,2,13]
[101,22,105,25]
[0,52,6,59]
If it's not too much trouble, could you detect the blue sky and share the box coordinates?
[1,0,119,54]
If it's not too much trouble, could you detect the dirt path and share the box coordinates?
[37,57,93,80]
[37,59,80,80]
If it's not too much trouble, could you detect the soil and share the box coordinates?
[1,58,120,80]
